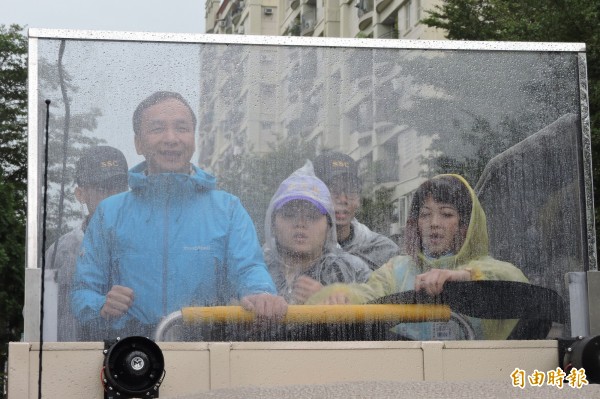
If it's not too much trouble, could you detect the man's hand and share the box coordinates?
[414,269,471,296]
[240,293,288,321]
[100,285,134,319]
[292,276,324,304]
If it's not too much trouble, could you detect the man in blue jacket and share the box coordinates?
[72,91,287,340]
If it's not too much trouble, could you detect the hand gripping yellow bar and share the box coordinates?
[181,304,451,324]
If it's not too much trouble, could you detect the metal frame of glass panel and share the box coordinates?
[25,29,595,342]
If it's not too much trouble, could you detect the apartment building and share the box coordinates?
[202,0,446,240]
[206,0,445,39]
[206,0,280,35]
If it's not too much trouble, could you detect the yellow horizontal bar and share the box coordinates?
[181,304,451,324]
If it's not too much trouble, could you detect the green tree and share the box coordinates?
[38,45,105,246]
[218,135,318,242]
[0,23,27,393]
[356,186,397,236]
[0,181,25,350]
[1,27,104,391]
[421,0,600,236]
[217,135,400,244]
[0,24,27,194]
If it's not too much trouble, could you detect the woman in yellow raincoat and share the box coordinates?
[307,174,528,340]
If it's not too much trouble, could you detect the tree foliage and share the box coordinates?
[0,23,27,393]
[0,24,27,196]
[38,46,105,245]
[422,0,600,231]
[0,181,25,341]
[1,27,105,391]
[356,187,398,236]
[218,135,318,242]
[217,133,400,243]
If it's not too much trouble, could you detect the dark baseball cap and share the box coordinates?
[76,146,128,188]
[313,152,360,186]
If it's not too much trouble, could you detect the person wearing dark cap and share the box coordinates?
[313,152,399,270]
[73,145,129,217]
[263,161,371,304]
[72,91,286,340]
[45,145,129,341]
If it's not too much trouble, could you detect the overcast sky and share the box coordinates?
[1,0,207,34]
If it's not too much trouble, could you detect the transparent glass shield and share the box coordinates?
[31,34,591,342]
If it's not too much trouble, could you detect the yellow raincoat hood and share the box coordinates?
[308,174,529,340]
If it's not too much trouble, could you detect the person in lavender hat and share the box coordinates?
[263,161,371,304]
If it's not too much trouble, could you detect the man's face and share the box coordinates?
[328,175,360,228]
[134,98,195,174]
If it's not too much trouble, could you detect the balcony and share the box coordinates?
[358,14,373,31]
[375,0,393,13]
[357,132,372,148]
[356,0,374,31]
[356,0,374,30]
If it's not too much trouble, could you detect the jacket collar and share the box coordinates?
[128,161,217,193]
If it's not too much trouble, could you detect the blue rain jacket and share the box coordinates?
[72,162,276,330]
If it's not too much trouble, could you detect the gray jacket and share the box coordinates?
[45,225,85,341]
[341,219,400,270]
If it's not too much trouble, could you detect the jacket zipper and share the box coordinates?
[162,184,170,317]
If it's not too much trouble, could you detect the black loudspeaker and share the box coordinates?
[562,335,600,384]
[102,336,165,398]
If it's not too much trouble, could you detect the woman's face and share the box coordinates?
[274,200,329,260]
[418,196,462,257]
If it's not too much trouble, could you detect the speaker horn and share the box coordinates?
[102,336,165,398]
[563,335,600,384]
